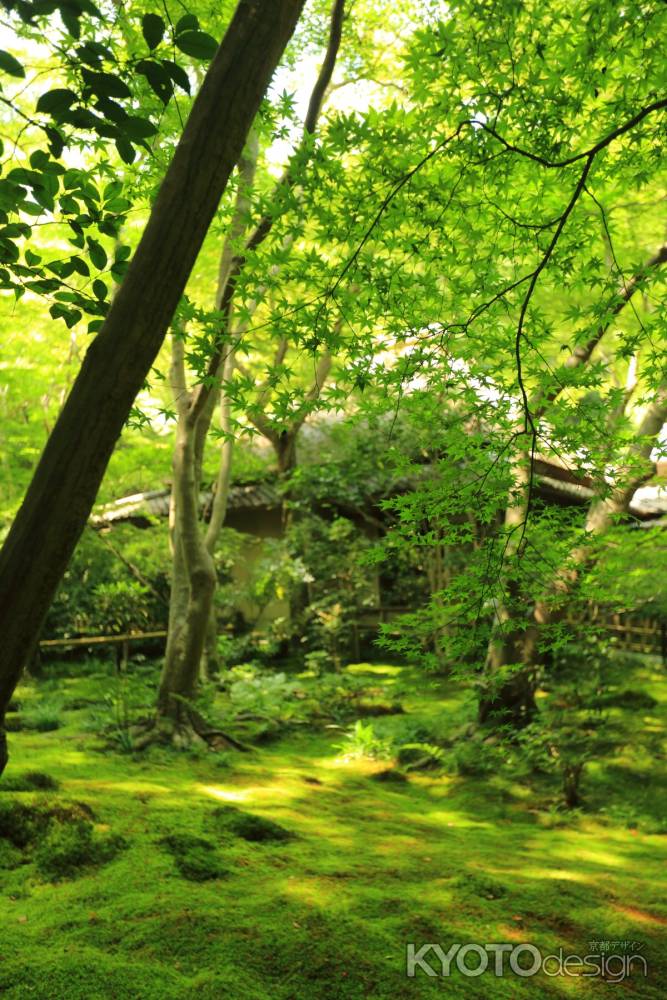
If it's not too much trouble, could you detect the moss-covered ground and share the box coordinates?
[1,658,666,998]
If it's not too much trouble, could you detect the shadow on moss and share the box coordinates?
[206,804,293,843]
[159,833,228,882]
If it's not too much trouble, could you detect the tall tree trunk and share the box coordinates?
[0,0,306,773]
[160,135,258,712]
[156,0,345,722]
[157,362,217,723]
[200,354,237,679]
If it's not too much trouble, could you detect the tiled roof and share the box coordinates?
[91,464,667,528]
[91,482,280,526]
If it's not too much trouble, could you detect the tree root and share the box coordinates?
[129,709,249,753]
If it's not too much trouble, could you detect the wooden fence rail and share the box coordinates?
[36,610,667,666]
[37,630,167,670]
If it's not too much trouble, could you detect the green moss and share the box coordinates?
[34,821,95,879]
[0,838,24,869]
[0,657,665,998]
[0,792,123,881]
[34,822,127,881]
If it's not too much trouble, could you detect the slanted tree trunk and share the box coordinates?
[0,0,307,774]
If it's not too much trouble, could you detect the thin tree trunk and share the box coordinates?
[157,338,218,721]
[479,246,667,727]
[200,341,239,678]
[157,0,345,705]
[479,387,667,725]
[160,135,258,704]
[0,0,306,772]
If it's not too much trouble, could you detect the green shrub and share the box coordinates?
[336,720,394,760]
[396,742,444,770]
[83,668,159,750]
[21,699,63,732]
[43,524,169,641]
[34,821,95,879]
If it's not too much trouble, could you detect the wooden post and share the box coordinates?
[116,639,129,674]
[352,621,360,662]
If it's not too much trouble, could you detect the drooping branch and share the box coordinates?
[478,98,667,170]
[331,100,667,300]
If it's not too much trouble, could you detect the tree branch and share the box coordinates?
[188,0,346,422]
[479,97,667,170]
[533,242,667,418]
[170,334,189,420]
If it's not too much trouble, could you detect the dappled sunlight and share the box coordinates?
[279,877,341,908]
[344,663,405,677]
[198,784,253,804]
[318,754,393,775]
[70,779,173,796]
[500,866,594,886]
[198,776,308,807]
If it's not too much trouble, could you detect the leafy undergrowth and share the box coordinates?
[0,658,666,998]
